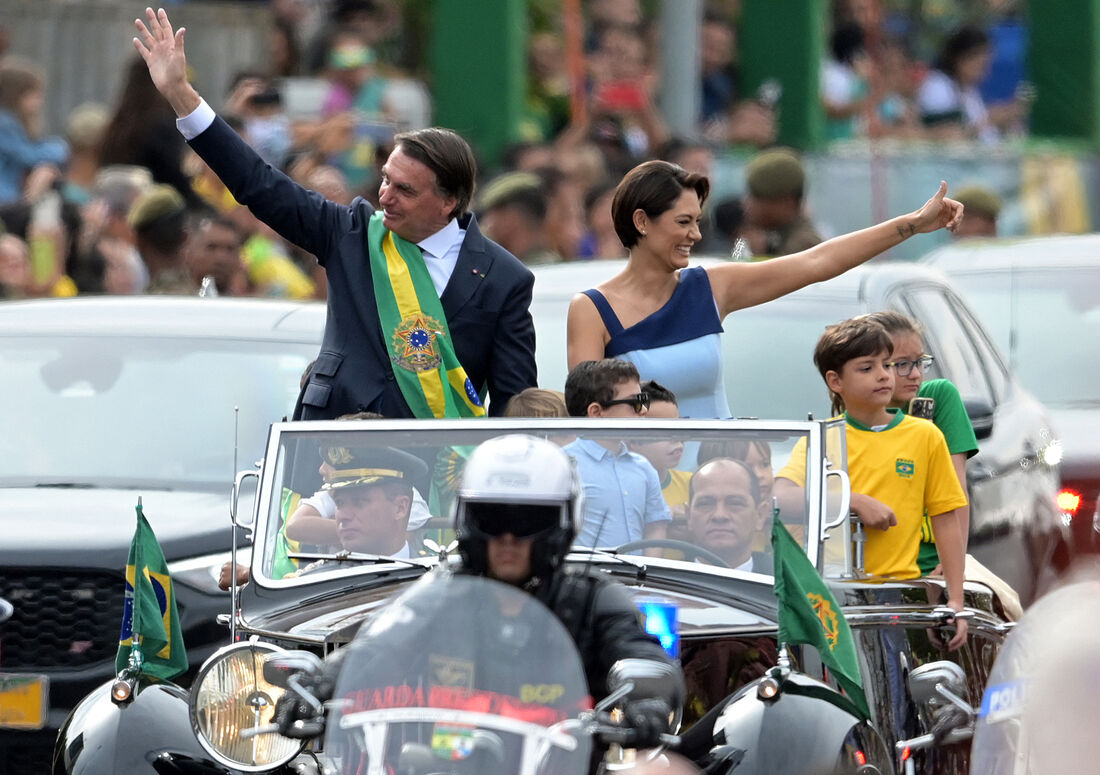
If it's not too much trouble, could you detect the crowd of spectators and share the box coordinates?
[0,0,1028,300]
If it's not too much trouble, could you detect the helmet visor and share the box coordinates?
[465,501,563,539]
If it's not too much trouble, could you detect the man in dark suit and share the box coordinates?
[134,8,536,418]
[686,458,774,574]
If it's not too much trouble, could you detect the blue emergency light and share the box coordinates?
[637,599,680,658]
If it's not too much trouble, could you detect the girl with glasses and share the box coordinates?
[867,310,978,576]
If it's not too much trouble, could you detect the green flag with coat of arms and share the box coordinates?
[772,518,869,719]
[115,502,188,679]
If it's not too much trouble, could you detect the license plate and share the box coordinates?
[0,673,48,729]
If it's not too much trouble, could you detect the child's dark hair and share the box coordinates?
[564,358,641,417]
[813,317,893,415]
[641,380,677,406]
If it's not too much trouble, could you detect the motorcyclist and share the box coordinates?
[273,434,683,754]
[453,433,684,747]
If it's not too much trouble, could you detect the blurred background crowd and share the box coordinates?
[0,0,1038,300]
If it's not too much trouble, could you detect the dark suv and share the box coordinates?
[531,260,1069,604]
[0,296,323,772]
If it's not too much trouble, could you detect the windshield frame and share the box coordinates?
[247,418,830,590]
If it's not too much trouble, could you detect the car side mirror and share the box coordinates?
[963,398,994,441]
[262,650,324,689]
[0,596,11,625]
[908,660,968,706]
[895,660,977,767]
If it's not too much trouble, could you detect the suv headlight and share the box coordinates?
[189,641,304,771]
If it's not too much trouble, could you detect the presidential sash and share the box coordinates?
[367,213,486,418]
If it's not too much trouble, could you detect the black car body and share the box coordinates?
[923,235,1100,554]
[531,260,1068,603]
[0,297,323,771]
[54,418,1012,775]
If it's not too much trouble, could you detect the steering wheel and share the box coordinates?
[611,539,731,569]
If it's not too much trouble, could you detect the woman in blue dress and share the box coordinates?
[566,160,964,418]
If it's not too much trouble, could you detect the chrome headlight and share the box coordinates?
[189,641,305,771]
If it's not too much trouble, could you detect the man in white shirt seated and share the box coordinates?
[686,458,773,574]
[290,445,430,577]
[285,435,432,548]
[315,445,429,561]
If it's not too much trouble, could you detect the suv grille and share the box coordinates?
[0,569,125,669]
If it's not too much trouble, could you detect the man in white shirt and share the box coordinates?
[315,445,429,560]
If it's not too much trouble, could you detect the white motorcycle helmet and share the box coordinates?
[454,434,584,579]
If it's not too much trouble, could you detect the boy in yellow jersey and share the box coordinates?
[774,317,969,649]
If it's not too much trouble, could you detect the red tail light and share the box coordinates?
[1058,489,1083,517]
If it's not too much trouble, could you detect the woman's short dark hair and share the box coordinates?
[393,127,478,220]
[611,160,710,249]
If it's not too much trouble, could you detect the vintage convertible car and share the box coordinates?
[53,418,1013,775]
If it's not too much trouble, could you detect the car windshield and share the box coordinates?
[253,421,822,585]
[0,335,315,488]
[947,267,1100,407]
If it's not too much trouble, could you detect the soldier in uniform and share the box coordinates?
[952,185,1001,238]
[293,445,429,573]
[128,184,196,295]
[741,148,823,257]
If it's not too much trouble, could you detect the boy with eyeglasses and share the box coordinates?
[563,359,671,551]
[773,317,970,649]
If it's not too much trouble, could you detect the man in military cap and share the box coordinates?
[952,185,1001,239]
[741,148,823,257]
[319,445,430,559]
[476,172,559,267]
[128,183,195,294]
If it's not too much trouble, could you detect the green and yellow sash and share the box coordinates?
[368,213,486,418]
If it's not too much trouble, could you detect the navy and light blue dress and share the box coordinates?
[582,266,731,419]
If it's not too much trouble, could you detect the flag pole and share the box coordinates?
[229,406,240,644]
[777,643,791,669]
[128,496,145,672]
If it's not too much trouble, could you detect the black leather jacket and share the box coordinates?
[530,567,677,701]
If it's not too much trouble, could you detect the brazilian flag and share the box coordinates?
[116,503,188,680]
[772,519,869,719]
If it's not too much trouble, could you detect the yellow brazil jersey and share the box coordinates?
[661,468,692,512]
[777,411,966,579]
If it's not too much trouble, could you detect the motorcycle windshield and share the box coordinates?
[323,571,593,775]
[970,575,1100,774]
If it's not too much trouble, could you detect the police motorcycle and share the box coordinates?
[229,570,690,775]
[970,564,1100,775]
[53,418,1008,775]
